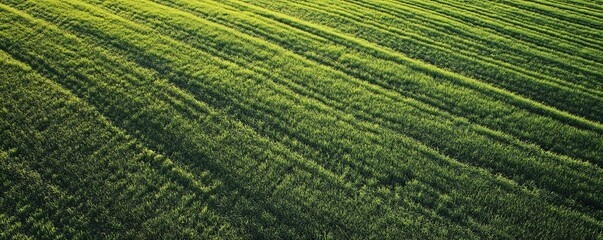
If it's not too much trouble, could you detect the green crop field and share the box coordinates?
[1,0,602,238]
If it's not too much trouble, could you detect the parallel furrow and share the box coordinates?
[148,0,603,165]
[394,0,603,62]
[1,3,485,238]
[203,0,603,132]
[500,0,603,30]
[348,0,603,84]
[258,0,603,121]
[294,0,603,91]
[0,50,238,238]
[2,0,603,238]
[79,0,603,224]
[533,0,603,19]
[30,0,603,218]
[429,0,603,49]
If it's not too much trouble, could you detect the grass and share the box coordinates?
[1,0,602,238]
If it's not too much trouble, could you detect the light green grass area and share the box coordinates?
[1,0,602,238]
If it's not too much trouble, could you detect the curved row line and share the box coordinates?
[395,0,603,62]
[151,0,603,163]
[2,0,600,238]
[67,0,603,216]
[208,0,603,133]
[436,0,603,46]
[0,4,480,237]
[267,0,603,110]
[499,0,603,30]
[299,0,603,91]
[538,0,603,18]
[0,50,236,238]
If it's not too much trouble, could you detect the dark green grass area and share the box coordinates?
[1,0,602,239]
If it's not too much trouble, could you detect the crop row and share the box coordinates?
[122,0,603,168]
[28,0,603,218]
[402,0,603,61]
[0,51,236,238]
[28,0,603,216]
[220,0,603,123]
[21,0,603,221]
[364,0,603,66]
[1,4,479,238]
[251,0,603,95]
[332,0,603,91]
[496,0,603,31]
[526,0,603,21]
[1,0,601,238]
